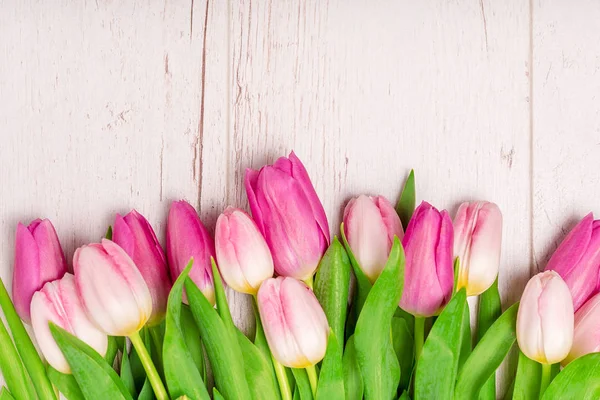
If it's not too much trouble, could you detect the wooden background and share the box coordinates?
[1,1,598,396]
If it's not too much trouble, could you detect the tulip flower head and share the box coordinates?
[516,271,574,364]
[215,207,274,294]
[245,152,330,280]
[113,210,171,325]
[545,213,600,312]
[399,202,454,317]
[74,239,152,336]
[167,200,215,305]
[453,201,503,296]
[563,291,600,365]
[31,274,108,374]
[343,195,404,283]
[257,277,329,368]
[13,219,68,323]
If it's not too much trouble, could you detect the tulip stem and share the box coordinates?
[306,364,318,396]
[539,363,552,397]
[414,317,425,362]
[129,331,168,400]
[272,356,293,400]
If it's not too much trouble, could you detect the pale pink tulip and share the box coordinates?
[563,291,600,365]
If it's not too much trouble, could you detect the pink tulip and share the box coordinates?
[74,239,152,336]
[563,291,600,365]
[167,200,215,305]
[13,219,68,323]
[245,152,330,280]
[343,195,404,282]
[545,213,600,312]
[453,201,503,296]
[31,273,108,374]
[399,202,454,317]
[113,210,170,325]
[215,207,274,294]
[257,277,329,368]
[516,271,573,364]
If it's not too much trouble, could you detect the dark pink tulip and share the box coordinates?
[399,202,454,317]
[167,200,215,305]
[545,213,600,312]
[113,210,171,325]
[13,219,68,323]
[245,152,330,280]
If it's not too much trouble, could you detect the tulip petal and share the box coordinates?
[516,276,545,362]
[13,223,41,322]
[539,274,573,364]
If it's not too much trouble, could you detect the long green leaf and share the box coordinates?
[292,368,313,400]
[342,336,363,400]
[47,366,85,400]
[162,260,210,400]
[137,379,154,400]
[105,336,119,368]
[415,289,467,400]
[454,302,519,399]
[543,353,600,399]
[314,237,351,355]
[180,305,205,380]
[395,169,416,230]
[354,237,405,400]
[316,332,344,400]
[213,388,225,400]
[391,316,413,392]
[236,330,281,400]
[121,343,136,398]
[0,316,37,400]
[477,279,502,400]
[210,258,236,331]
[458,302,471,371]
[0,388,15,400]
[49,323,133,400]
[512,350,541,400]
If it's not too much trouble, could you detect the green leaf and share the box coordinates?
[137,379,154,400]
[121,343,137,398]
[316,332,345,400]
[180,305,205,380]
[148,324,165,381]
[213,388,226,400]
[398,391,411,400]
[105,336,119,368]
[0,388,14,400]
[185,277,252,400]
[210,257,236,331]
[0,316,37,400]
[543,353,600,399]
[292,368,313,400]
[105,226,113,240]
[454,302,519,399]
[49,323,133,400]
[477,279,502,400]
[458,302,471,372]
[354,237,405,400]
[163,260,210,400]
[236,330,282,400]
[47,366,85,400]
[314,237,351,355]
[512,350,541,400]
[342,336,363,400]
[0,278,56,400]
[391,316,413,392]
[415,289,467,400]
[395,169,416,230]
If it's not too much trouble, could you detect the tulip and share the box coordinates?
[74,239,152,336]
[399,202,454,317]
[343,195,404,283]
[516,271,573,364]
[245,152,330,280]
[13,219,68,323]
[215,207,274,294]
[167,200,215,304]
[563,291,600,365]
[30,273,108,374]
[113,210,170,325]
[257,277,328,368]
[453,201,503,296]
[545,213,600,312]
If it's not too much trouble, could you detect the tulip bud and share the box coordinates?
[245,152,330,280]
[453,201,503,296]
[545,213,600,312]
[343,195,404,283]
[516,271,574,364]
[563,292,600,365]
[13,219,68,323]
[113,210,170,325]
[74,239,152,336]
[167,200,215,304]
[215,207,274,294]
[31,273,108,374]
[257,277,329,367]
[399,201,454,317]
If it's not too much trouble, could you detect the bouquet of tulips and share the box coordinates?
[0,152,599,400]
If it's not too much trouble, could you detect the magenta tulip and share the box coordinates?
[31,273,108,374]
[399,202,454,317]
[564,291,600,365]
[167,200,215,305]
[343,195,404,282]
[13,219,68,323]
[453,201,503,296]
[74,239,152,336]
[113,210,171,326]
[257,277,329,367]
[215,207,274,294]
[545,213,600,311]
[245,152,330,280]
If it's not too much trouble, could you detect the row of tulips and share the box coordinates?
[0,152,598,400]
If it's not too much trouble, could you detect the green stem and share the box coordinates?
[306,364,318,396]
[304,275,314,290]
[414,317,425,362]
[272,356,293,400]
[539,363,552,398]
[129,331,168,400]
